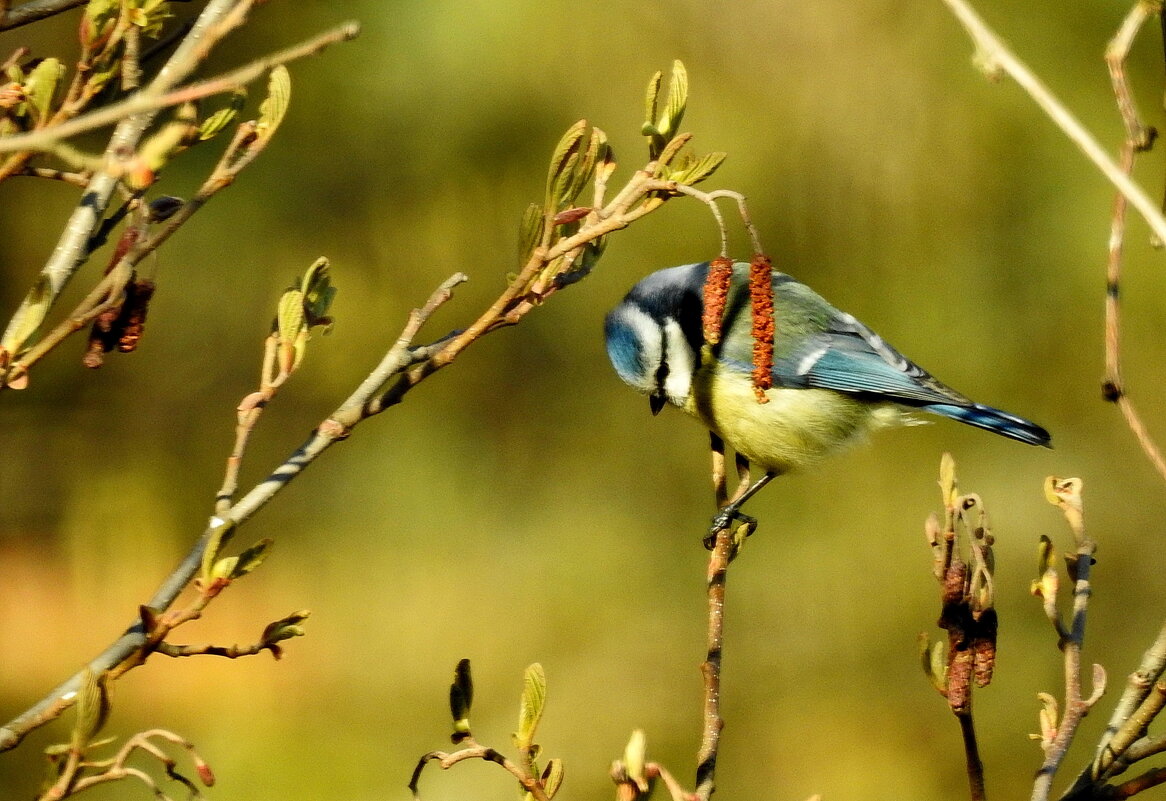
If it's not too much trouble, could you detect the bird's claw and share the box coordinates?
[704,508,757,549]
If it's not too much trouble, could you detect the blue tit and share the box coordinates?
[604,261,1051,523]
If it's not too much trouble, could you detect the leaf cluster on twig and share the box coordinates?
[0,0,359,390]
[37,668,215,801]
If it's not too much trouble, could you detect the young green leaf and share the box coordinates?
[660,59,688,138]
[542,758,564,799]
[0,274,52,357]
[518,202,544,265]
[514,662,546,751]
[199,89,247,141]
[199,518,237,585]
[23,57,63,123]
[71,668,110,751]
[229,538,274,579]
[256,65,291,143]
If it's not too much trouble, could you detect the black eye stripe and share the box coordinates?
[654,360,670,390]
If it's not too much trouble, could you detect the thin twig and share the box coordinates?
[694,525,731,801]
[1096,2,1166,485]
[0,0,251,362]
[1031,479,1103,801]
[409,747,550,801]
[0,0,85,30]
[941,0,1166,244]
[0,21,360,156]
[0,273,466,751]
[1075,620,1166,791]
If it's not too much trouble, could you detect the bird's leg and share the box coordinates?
[710,432,729,509]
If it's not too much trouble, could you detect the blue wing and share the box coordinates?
[740,307,1051,447]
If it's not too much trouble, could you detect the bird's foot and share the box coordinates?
[704,508,757,549]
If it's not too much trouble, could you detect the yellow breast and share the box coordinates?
[684,364,909,474]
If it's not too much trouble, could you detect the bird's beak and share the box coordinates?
[649,392,666,416]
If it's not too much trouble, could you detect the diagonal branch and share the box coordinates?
[941,0,1166,244]
[0,273,465,752]
[0,0,254,362]
[0,20,360,156]
[0,0,86,31]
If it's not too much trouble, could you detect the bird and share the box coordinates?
[604,260,1051,529]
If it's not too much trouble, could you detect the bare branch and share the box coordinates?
[0,0,85,31]
[941,0,1166,244]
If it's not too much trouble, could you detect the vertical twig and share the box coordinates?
[940,0,1166,244]
[1099,1,1166,485]
[1031,479,1103,801]
[695,524,731,801]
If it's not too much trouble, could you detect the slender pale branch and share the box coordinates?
[0,0,249,360]
[695,524,731,801]
[0,273,465,752]
[0,21,361,156]
[941,0,1166,244]
[1031,480,1102,801]
[409,747,550,801]
[0,0,85,30]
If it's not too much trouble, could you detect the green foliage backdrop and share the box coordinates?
[3,1,1165,799]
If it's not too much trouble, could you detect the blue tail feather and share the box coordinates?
[923,403,1052,448]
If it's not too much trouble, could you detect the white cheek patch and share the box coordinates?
[661,316,695,404]
[617,304,664,394]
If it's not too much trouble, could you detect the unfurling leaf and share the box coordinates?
[642,69,662,138]
[514,662,546,751]
[211,556,238,580]
[518,202,544,265]
[919,633,947,694]
[23,57,63,122]
[276,288,306,345]
[199,517,237,584]
[654,131,692,169]
[229,538,273,579]
[261,610,311,658]
[939,452,957,508]
[670,150,726,186]
[71,668,110,750]
[593,126,616,186]
[542,758,565,799]
[256,65,291,142]
[301,257,336,328]
[623,729,647,791]
[546,120,587,209]
[0,273,52,357]
[643,61,689,158]
[449,659,473,741]
[660,60,688,138]
[199,89,247,141]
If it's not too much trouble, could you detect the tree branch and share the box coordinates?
[0,0,85,31]
[940,0,1166,244]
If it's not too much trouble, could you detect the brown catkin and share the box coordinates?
[749,254,775,401]
[116,279,156,353]
[702,257,733,345]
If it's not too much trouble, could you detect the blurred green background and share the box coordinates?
[3,1,1166,799]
